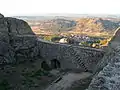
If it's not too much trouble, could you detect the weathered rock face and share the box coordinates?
[93,27,120,73]
[0,41,15,64]
[0,13,4,18]
[0,14,38,64]
[88,28,120,90]
[14,35,39,62]
[6,17,35,35]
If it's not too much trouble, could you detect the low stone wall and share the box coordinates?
[38,39,105,72]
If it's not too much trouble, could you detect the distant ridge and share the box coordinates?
[13,14,120,20]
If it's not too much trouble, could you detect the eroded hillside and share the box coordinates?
[26,17,120,37]
[27,19,76,35]
[70,18,120,37]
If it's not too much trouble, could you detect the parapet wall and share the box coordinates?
[38,39,105,72]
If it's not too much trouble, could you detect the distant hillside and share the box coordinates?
[14,16,76,21]
[24,17,120,37]
[69,18,120,37]
[14,14,120,20]
[74,18,120,32]
[45,19,76,33]
[95,18,120,31]
[27,19,76,34]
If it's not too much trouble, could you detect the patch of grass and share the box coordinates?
[30,69,49,77]
[21,69,50,87]
[22,78,34,87]
[43,34,61,42]
[22,69,49,78]
[0,80,11,90]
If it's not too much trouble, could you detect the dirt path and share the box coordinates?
[45,72,92,90]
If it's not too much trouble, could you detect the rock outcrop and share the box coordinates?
[0,14,39,64]
[0,13,4,18]
[88,27,120,90]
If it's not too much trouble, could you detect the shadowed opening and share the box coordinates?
[41,61,50,70]
[51,59,60,69]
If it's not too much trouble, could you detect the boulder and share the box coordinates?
[93,27,120,74]
[0,15,39,64]
[0,13,4,18]
[0,41,15,64]
[5,17,35,35]
[88,27,120,90]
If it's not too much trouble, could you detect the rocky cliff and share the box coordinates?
[0,14,39,64]
[88,27,120,90]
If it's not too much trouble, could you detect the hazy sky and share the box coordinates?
[0,0,120,16]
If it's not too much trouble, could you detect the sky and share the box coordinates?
[0,0,120,16]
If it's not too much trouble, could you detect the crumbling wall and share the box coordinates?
[38,39,104,72]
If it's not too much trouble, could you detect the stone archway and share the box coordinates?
[51,59,60,69]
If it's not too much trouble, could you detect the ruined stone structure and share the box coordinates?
[0,13,105,73]
[2,13,120,90]
[38,39,104,72]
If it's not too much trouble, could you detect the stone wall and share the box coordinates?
[38,39,105,72]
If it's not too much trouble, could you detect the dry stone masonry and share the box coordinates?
[38,39,104,72]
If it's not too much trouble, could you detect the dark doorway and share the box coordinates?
[41,61,50,71]
[51,59,60,69]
